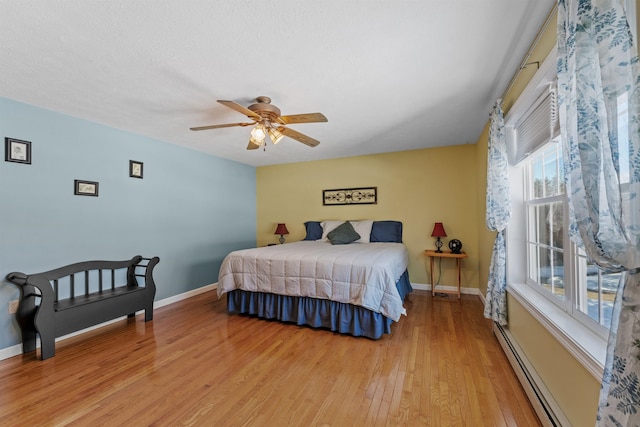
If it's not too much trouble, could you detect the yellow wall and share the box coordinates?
[508,295,601,425]
[257,146,479,288]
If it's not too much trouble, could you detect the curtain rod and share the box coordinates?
[500,3,558,101]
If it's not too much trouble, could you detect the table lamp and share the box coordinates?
[274,223,289,244]
[431,222,447,253]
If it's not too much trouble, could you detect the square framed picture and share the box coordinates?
[129,160,143,179]
[5,137,31,164]
[74,180,99,197]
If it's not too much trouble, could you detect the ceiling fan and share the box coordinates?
[190,96,328,150]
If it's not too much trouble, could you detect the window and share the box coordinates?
[507,44,635,338]
[570,90,632,331]
[522,140,616,334]
[525,142,565,303]
[504,44,625,339]
[503,0,637,372]
[574,247,618,329]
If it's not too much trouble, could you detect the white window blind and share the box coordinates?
[511,84,559,164]
[504,45,559,165]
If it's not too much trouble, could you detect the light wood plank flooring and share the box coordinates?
[0,290,541,426]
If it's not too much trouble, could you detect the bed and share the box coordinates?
[217,220,412,339]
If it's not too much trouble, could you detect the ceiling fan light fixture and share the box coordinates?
[268,127,284,144]
[249,136,264,146]
[250,123,267,142]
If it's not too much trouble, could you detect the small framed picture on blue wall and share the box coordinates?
[74,180,99,197]
[5,137,31,164]
[129,160,143,179]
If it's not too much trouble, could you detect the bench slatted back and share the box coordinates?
[29,256,143,303]
[51,269,125,302]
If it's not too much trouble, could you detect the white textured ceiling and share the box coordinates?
[0,1,555,167]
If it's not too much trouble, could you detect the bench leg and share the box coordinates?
[144,306,153,322]
[33,308,56,360]
[21,329,37,355]
[40,336,55,360]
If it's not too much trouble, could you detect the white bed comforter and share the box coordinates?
[217,241,410,321]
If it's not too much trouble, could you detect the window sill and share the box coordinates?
[506,282,606,381]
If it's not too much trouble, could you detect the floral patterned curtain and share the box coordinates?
[484,101,511,325]
[557,0,640,424]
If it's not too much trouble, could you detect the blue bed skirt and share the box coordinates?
[226,270,412,339]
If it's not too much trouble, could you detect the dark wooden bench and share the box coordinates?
[6,255,159,360]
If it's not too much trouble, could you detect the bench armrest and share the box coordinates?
[6,272,27,286]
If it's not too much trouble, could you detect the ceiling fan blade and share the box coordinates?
[278,126,320,147]
[218,100,262,120]
[190,122,253,131]
[278,112,328,125]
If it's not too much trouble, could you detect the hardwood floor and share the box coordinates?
[0,290,541,426]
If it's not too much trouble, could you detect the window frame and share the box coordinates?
[519,141,611,340]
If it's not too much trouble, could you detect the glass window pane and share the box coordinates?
[532,160,543,198]
[529,202,563,249]
[585,267,600,323]
[544,152,558,196]
[538,247,565,301]
[550,201,564,249]
[550,249,565,301]
[528,205,539,242]
[539,204,551,246]
[529,143,565,199]
[599,271,618,329]
[539,247,552,288]
[574,255,616,330]
[557,147,564,194]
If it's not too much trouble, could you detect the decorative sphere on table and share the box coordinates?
[448,239,463,254]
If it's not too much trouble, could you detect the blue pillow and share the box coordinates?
[370,221,403,243]
[303,221,323,241]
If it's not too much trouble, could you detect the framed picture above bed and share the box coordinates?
[323,187,377,206]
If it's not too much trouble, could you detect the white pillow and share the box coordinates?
[350,220,374,243]
[321,220,344,241]
[321,220,374,243]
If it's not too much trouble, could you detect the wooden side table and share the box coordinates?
[424,250,468,299]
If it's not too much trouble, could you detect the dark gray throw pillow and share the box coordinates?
[327,221,361,245]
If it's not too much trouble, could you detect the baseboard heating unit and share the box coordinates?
[493,323,571,427]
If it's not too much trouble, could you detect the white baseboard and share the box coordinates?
[0,343,22,361]
[411,282,481,296]
[153,283,217,309]
[0,283,218,361]
[493,323,570,427]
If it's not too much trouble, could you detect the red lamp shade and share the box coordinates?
[274,223,289,235]
[274,223,289,244]
[431,222,447,253]
[431,222,447,238]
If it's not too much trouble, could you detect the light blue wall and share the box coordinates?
[0,97,256,350]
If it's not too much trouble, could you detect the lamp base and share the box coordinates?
[435,237,443,253]
[279,235,286,244]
